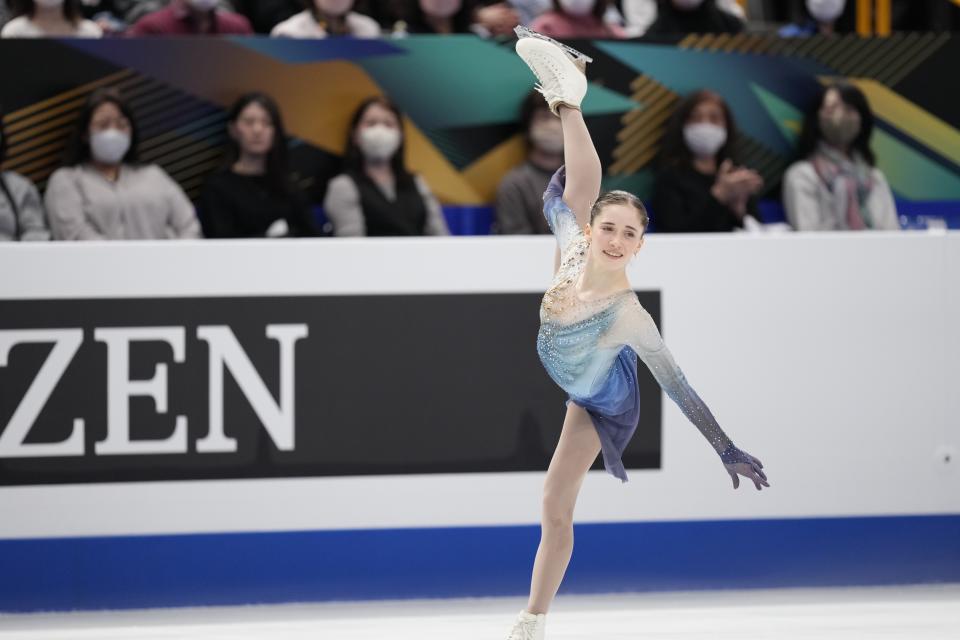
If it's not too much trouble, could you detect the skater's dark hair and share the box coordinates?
[659,89,738,170]
[795,82,876,166]
[591,191,649,232]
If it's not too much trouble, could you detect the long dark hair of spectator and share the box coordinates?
[551,0,608,22]
[12,0,80,22]
[0,110,7,167]
[64,88,140,166]
[658,89,738,169]
[795,82,876,166]
[225,92,293,195]
[343,96,415,188]
[519,89,552,149]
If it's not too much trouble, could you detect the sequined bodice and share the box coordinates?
[537,234,636,400]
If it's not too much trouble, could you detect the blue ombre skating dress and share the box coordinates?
[536,167,733,482]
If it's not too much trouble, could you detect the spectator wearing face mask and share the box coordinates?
[530,0,625,37]
[646,0,743,36]
[783,83,897,231]
[780,0,850,37]
[0,113,50,241]
[619,0,743,36]
[127,0,251,34]
[652,89,763,232]
[389,0,478,34]
[495,90,564,235]
[324,97,449,237]
[201,93,317,238]
[271,0,380,37]
[45,89,201,240]
[2,0,103,37]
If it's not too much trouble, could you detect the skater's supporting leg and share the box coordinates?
[527,403,600,614]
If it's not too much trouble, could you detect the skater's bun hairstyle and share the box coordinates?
[591,191,649,231]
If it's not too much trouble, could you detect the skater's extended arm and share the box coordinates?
[612,300,770,490]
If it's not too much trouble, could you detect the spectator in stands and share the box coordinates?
[1,0,103,37]
[621,0,744,36]
[530,0,625,37]
[231,0,300,33]
[779,0,852,37]
[45,89,201,240]
[652,89,763,232]
[388,0,478,34]
[271,0,380,37]
[127,0,252,34]
[783,83,898,231]
[200,93,317,238]
[646,0,743,35]
[0,113,50,241]
[472,0,522,36]
[495,90,563,234]
[324,96,449,236]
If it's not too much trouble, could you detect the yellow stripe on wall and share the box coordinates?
[876,0,892,36]
[857,0,873,35]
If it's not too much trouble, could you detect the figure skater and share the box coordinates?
[506,27,770,640]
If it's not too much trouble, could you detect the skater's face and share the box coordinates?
[585,204,645,269]
[229,102,275,158]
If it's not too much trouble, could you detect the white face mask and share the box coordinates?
[358,125,402,161]
[34,0,65,8]
[672,0,705,10]
[419,0,461,19]
[186,0,219,11]
[529,122,563,155]
[683,122,727,158]
[317,0,354,16]
[806,0,845,23]
[90,129,131,165]
[558,0,595,17]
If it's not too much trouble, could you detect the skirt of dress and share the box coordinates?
[569,346,641,482]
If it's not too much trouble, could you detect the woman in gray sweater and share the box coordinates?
[0,113,49,241]
[45,89,201,241]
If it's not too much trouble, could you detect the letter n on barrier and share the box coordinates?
[195,324,308,454]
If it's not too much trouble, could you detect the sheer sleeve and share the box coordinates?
[613,298,734,456]
[542,166,582,254]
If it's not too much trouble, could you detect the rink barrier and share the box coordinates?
[1,515,958,612]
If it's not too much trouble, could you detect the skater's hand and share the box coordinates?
[720,444,769,490]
